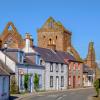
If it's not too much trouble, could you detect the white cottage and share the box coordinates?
[22,33,69,91]
[0,48,45,93]
[33,46,68,91]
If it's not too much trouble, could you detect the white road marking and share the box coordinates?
[63,94,67,97]
[47,94,58,97]
[57,96,63,100]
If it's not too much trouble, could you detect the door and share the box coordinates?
[73,76,75,88]
[28,75,32,92]
[56,76,59,90]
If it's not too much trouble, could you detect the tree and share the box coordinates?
[10,75,18,94]
[94,79,100,97]
[24,74,29,91]
[34,73,39,92]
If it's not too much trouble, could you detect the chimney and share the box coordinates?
[4,41,8,49]
[25,33,31,52]
[47,40,56,51]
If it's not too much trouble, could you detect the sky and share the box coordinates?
[0,0,100,60]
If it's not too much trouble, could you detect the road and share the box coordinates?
[20,88,95,100]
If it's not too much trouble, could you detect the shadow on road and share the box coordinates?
[9,96,19,100]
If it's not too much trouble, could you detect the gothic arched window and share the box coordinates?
[48,21,53,28]
[49,38,52,44]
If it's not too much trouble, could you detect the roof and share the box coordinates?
[17,63,45,69]
[83,64,89,73]
[33,46,76,64]
[0,48,43,68]
[1,48,35,65]
[83,64,94,75]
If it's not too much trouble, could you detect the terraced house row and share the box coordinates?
[0,17,97,99]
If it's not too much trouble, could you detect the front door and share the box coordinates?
[73,76,75,88]
[28,75,32,92]
[56,76,59,90]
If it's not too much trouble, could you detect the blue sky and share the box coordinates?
[0,0,100,60]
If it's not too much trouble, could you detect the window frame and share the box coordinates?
[50,63,53,72]
[50,76,53,87]
[56,63,59,72]
[61,64,64,73]
[61,76,64,87]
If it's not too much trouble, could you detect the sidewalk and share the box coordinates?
[88,96,100,100]
[10,87,94,100]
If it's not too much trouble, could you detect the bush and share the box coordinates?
[34,73,39,92]
[24,74,29,91]
[10,75,18,94]
[94,79,100,97]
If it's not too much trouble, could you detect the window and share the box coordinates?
[38,74,42,88]
[20,75,24,90]
[56,63,59,72]
[50,63,53,72]
[78,64,80,70]
[56,36,57,40]
[19,54,23,63]
[61,64,64,73]
[73,63,76,70]
[78,76,80,85]
[36,55,40,65]
[69,63,71,70]
[2,77,6,94]
[49,38,52,44]
[50,76,53,87]
[48,21,53,28]
[43,35,45,39]
[61,76,64,87]
[18,52,23,63]
[40,60,42,65]
[69,76,71,86]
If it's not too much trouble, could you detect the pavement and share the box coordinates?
[10,87,95,100]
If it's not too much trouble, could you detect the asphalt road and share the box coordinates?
[20,88,95,100]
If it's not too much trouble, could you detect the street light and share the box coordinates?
[25,63,29,75]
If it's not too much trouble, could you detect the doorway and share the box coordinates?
[56,76,59,90]
[73,76,76,88]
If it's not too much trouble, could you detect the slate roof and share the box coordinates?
[33,46,76,64]
[83,64,94,75]
[1,48,43,69]
[1,48,34,65]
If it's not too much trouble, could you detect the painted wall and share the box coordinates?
[16,65,45,92]
[68,62,83,88]
[0,76,10,100]
[0,51,16,72]
[45,62,68,91]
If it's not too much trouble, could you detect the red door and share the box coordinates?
[73,76,76,88]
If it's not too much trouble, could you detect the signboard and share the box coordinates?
[18,69,24,75]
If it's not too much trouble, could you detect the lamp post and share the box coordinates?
[25,63,29,74]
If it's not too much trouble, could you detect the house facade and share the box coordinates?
[0,18,97,92]
[68,61,83,88]
[0,61,10,100]
[0,48,45,93]
[34,47,69,91]
[83,42,96,87]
